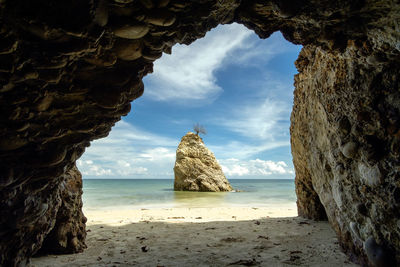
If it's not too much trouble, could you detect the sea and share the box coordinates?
[82,179,297,210]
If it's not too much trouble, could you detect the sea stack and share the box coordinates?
[174,132,233,192]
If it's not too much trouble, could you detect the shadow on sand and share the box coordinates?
[31,216,357,267]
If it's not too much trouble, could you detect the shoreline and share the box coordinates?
[83,205,298,226]
[31,206,358,266]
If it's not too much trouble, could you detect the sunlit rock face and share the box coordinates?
[0,0,399,266]
[174,132,233,192]
[291,44,400,266]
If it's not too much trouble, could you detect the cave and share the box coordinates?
[0,0,399,266]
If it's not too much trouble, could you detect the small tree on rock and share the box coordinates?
[193,123,207,136]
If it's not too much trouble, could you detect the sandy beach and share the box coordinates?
[31,205,357,267]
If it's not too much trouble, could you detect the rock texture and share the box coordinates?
[0,0,399,266]
[174,132,233,192]
[291,44,400,266]
[39,165,87,254]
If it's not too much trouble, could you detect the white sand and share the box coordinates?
[31,205,358,266]
[82,203,298,225]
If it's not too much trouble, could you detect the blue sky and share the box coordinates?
[77,23,302,179]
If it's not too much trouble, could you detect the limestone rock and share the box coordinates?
[0,0,399,266]
[114,39,142,61]
[290,44,400,266]
[113,24,149,39]
[341,141,358,159]
[39,165,87,254]
[174,132,233,192]
[145,9,176,26]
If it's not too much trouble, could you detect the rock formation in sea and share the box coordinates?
[0,1,399,266]
[174,132,233,192]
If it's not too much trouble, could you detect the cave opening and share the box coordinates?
[77,23,304,217]
[2,1,398,266]
[31,23,338,265]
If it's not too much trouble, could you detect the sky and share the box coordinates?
[77,23,302,179]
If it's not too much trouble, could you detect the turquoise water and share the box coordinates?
[82,179,296,210]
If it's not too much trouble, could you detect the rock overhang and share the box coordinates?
[0,0,399,266]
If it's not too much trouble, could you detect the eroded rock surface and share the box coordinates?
[0,0,399,266]
[39,165,87,254]
[174,132,233,192]
[291,44,400,266]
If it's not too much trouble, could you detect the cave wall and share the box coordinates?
[38,165,87,255]
[291,44,400,265]
[0,0,399,266]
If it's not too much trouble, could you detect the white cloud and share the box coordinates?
[95,120,177,147]
[209,140,289,160]
[77,160,114,176]
[221,164,249,176]
[218,97,289,141]
[205,78,292,160]
[139,147,175,162]
[220,158,294,178]
[143,23,253,104]
[77,120,178,178]
[206,63,294,159]
[219,30,299,68]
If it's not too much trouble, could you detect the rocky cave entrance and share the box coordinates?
[76,23,306,215]
[1,1,399,266]
[39,22,333,266]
